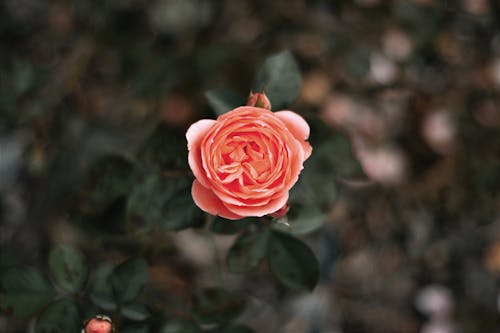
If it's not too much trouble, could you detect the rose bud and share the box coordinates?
[83,315,113,333]
[246,91,272,110]
[187,103,311,220]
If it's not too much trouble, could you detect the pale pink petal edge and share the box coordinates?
[186,119,216,187]
[192,180,243,220]
[224,191,289,217]
[275,111,312,160]
[275,111,310,140]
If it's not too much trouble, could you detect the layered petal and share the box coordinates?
[191,180,242,220]
[224,191,289,217]
[187,119,216,187]
[187,106,311,220]
[275,111,312,160]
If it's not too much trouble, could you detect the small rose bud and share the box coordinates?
[246,91,272,110]
[83,315,113,333]
[270,203,289,219]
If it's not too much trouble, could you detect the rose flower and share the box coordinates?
[186,94,311,220]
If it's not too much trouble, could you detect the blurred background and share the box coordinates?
[1,0,499,332]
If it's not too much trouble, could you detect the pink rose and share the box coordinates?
[186,102,312,220]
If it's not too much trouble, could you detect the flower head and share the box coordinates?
[187,94,311,220]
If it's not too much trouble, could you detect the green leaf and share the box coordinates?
[0,267,55,318]
[127,175,203,231]
[208,324,256,333]
[267,231,319,291]
[111,258,148,304]
[272,205,325,236]
[35,299,80,333]
[205,89,245,116]
[89,263,117,311]
[254,50,302,109]
[210,217,253,235]
[48,245,88,293]
[160,320,202,333]
[121,303,151,321]
[84,155,139,212]
[192,288,245,326]
[292,134,361,208]
[161,186,205,230]
[227,229,270,273]
[137,123,188,172]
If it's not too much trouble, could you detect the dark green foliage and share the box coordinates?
[210,217,255,235]
[83,155,140,213]
[272,204,325,236]
[192,288,245,327]
[0,267,54,318]
[121,324,150,333]
[227,228,270,273]
[48,245,88,294]
[267,231,319,291]
[89,263,117,311]
[253,50,302,109]
[121,303,151,321]
[126,175,203,231]
[35,300,80,333]
[138,124,189,172]
[111,258,148,304]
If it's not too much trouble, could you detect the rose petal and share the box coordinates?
[191,180,243,220]
[275,111,310,140]
[187,120,216,187]
[275,111,312,160]
[225,191,289,217]
[186,119,217,149]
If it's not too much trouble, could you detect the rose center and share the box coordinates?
[218,136,272,185]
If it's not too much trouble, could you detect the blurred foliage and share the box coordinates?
[1,0,500,332]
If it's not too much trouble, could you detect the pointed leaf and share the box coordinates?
[35,299,80,333]
[0,267,54,318]
[127,175,203,231]
[111,258,148,304]
[49,245,88,293]
[254,50,302,109]
[227,229,270,273]
[271,205,325,236]
[89,263,117,311]
[267,231,319,290]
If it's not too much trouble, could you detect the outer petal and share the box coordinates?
[186,119,216,187]
[186,119,217,149]
[275,111,312,160]
[224,191,289,217]
[275,111,310,140]
[191,180,243,220]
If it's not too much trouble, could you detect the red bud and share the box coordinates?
[84,316,113,333]
[246,91,272,110]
